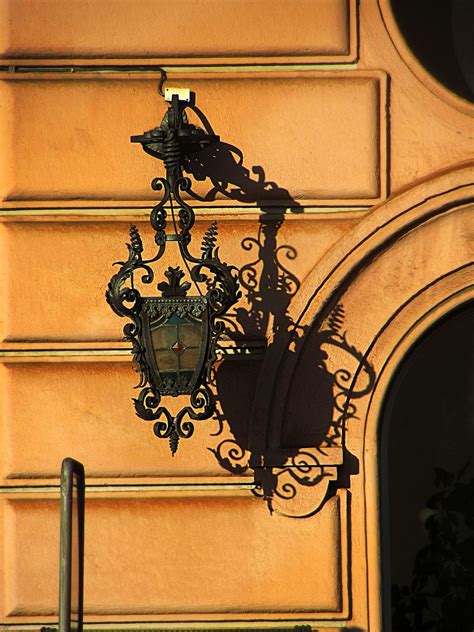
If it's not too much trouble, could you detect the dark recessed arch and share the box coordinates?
[379,300,474,630]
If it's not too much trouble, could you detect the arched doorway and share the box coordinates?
[249,166,474,628]
[380,302,474,631]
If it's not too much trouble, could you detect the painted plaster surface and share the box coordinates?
[0,74,386,204]
[0,1,473,630]
[0,0,355,62]
[4,494,344,615]
[0,218,355,343]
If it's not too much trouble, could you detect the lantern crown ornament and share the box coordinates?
[106,88,240,455]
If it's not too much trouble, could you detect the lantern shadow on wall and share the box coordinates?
[106,87,376,516]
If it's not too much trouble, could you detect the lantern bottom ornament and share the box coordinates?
[106,87,240,454]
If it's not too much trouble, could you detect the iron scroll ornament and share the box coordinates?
[106,90,241,454]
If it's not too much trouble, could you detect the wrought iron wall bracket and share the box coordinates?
[106,90,240,454]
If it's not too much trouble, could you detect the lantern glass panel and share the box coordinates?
[180,323,202,348]
[151,324,177,350]
[154,347,179,372]
[180,347,201,371]
[144,297,208,394]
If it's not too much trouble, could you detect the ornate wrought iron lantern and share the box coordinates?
[106,88,240,454]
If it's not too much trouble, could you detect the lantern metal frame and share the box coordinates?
[106,89,240,454]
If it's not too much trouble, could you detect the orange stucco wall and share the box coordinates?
[0,1,473,630]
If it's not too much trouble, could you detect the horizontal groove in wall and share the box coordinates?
[0,205,371,221]
[0,339,266,360]
[0,623,346,630]
[1,473,254,486]
[0,482,255,491]
[0,348,130,358]
[1,62,359,73]
[0,481,257,496]
[0,66,364,81]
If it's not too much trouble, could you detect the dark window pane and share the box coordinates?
[391,0,474,102]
